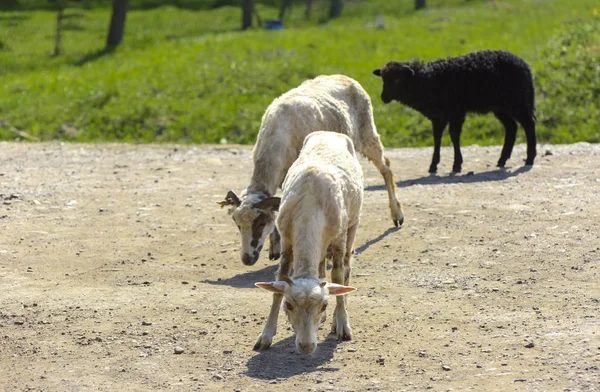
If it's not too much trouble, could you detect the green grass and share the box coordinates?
[0,0,599,146]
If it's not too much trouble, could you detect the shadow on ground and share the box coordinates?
[355,227,400,255]
[0,14,30,22]
[74,46,116,67]
[203,264,278,288]
[366,166,533,191]
[245,334,339,380]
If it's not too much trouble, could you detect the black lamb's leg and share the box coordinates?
[448,116,465,173]
[429,119,448,173]
[495,111,518,168]
[516,111,537,166]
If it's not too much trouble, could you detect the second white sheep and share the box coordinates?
[219,75,404,266]
[254,131,363,355]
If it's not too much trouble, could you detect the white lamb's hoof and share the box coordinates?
[269,250,281,261]
[335,322,353,341]
[390,201,404,227]
[253,332,274,351]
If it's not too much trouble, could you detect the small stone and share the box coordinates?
[467,171,475,176]
[141,321,152,326]
[442,365,451,371]
[347,348,357,352]
[174,346,184,354]
[524,342,535,348]
[213,374,224,381]
[191,310,198,314]
[223,350,233,354]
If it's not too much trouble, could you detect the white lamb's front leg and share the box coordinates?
[334,296,352,341]
[268,228,281,261]
[254,292,283,351]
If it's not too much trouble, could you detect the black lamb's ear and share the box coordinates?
[373,69,382,77]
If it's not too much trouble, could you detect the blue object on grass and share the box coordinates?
[265,20,283,30]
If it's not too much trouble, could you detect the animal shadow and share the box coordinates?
[245,334,338,380]
[355,227,400,255]
[366,165,532,191]
[203,264,278,288]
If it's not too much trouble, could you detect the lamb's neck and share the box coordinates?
[291,209,326,279]
[400,75,431,109]
[248,153,286,196]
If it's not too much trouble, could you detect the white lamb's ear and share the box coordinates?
[217,190,241,208]
[255,281,288,293]
[325,283,357,296]
[254,197,281,212]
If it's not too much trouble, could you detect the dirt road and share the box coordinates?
[1,142,599,391]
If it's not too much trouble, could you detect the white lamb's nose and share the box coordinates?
[242,253,257,266]
[298,342,316,355]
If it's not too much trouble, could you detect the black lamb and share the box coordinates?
[373,50,537,173]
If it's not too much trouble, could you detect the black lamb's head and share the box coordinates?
[372,61,415,104]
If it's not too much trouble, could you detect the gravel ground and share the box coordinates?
[1,141,599,391]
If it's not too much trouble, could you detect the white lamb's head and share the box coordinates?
[256,278,356,355]
[218,190,280,266]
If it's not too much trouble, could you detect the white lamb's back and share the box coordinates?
[252,75,374,186]
[277,131,364,242]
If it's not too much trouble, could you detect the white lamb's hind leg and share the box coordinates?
[330,243,352,341]
[363,140,404,227]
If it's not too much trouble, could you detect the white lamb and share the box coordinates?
[219,74,404,266]
[254,131,363,355]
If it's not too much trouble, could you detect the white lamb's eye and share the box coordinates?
[320,304,327,312]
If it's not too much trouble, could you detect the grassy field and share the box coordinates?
[0,0,599,146]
